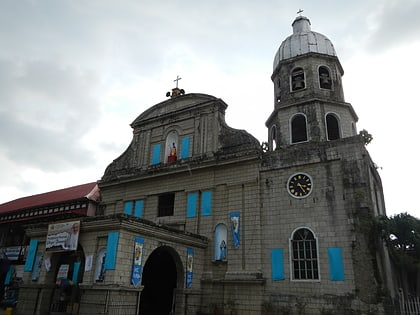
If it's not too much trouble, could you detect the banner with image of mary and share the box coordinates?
[230,212,240,248]
[131,236,144,287]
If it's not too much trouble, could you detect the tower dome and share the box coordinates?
[267,15,358,150]
[273,16,337,71]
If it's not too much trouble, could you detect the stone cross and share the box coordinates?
[174,75,182,88]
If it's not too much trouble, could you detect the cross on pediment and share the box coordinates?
[174,75,182,88]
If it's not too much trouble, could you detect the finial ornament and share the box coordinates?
[166,75,185,98]
[297,9,304,15]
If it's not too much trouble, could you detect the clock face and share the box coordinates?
[287,173,313,198]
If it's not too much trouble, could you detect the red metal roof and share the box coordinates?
[0,182,99,214]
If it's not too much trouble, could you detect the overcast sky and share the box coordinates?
[1,0,419,218]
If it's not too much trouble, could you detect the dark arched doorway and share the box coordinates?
[139,246,178,315]
[50,244,85,314]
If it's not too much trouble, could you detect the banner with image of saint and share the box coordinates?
[186,248,194,288]
[230,212,240,248]
[46,221,80,252]
[131,236,144,287]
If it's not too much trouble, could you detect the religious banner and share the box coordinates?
[230,212,241,248]
[1,246,25,261]
[131,236,144,287]
[46,221,80,252]
[56,264,69,284]
[186,248,194,288]
[31,252,43,281]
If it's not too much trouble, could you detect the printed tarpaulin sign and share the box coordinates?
[131,237,144,287]
[186,248,194,288]
[230,212,240,248]
[46,221,80,252]
[1,246,25,261]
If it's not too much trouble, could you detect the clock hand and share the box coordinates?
[297,183,306,193]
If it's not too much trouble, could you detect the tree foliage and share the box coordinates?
[376,213,420,269]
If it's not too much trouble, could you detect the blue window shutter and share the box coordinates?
[271,249,285,280]
[124,201,133,215]
[186,193,197,218]
[201,191,212,216]
[180,137,191,159]
[328,247,345,281]
[151,144,161,165]
[24,239,38,272]
[134,200,144,218]
[4,265,14,285]
[72,262,81,284]
[105,232,119,270]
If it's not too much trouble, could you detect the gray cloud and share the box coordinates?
[366,0,420,52]
[0,58,100,171]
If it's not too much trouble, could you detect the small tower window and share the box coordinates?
[326,113,340,140]
[291,114,308,143]
[270,125,277,150]
[319,66,332,90]
[291,67,305,91]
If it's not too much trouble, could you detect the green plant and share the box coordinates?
[359,129,373,146]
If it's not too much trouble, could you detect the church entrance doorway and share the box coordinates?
[50,244,85,314]
[139,246,180,315]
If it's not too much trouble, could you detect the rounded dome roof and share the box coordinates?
[273,16,337,70]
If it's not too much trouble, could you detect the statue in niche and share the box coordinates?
[168,142,177,163]
[219,240,226,260]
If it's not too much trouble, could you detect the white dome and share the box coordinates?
[273,16,337,70]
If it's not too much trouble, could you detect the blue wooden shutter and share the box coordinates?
[72,262,81,284]
[271,249,285,280]
[105,232,119,270]
[134,200,144,218]
[328,247,345,281]
[186,193,197,218]
[201,191,212,216]
[124,201,133,215]
[151,144,161,165]
[4,265,14,285]
[180,137,191,159]
[24,239,38,272]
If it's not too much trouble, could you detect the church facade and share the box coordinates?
[10,15,394,314]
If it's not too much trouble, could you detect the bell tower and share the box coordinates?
[266,15,358,150]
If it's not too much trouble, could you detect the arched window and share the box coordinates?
[291,67,305,91]
[290,228,319,280]
[95,248,106,282]
[214,224,228,261]
[291,114,308,143]
[319,66,332,89]
[326,113,340,140]
[165,131,178,163]
[270,125,277,150]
